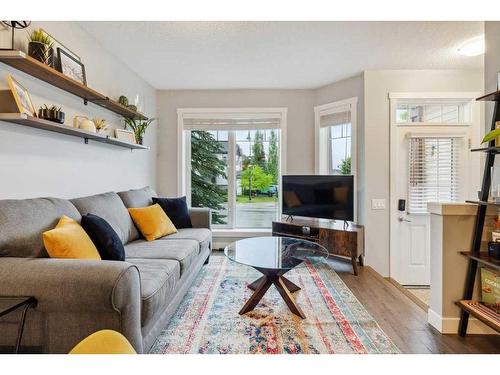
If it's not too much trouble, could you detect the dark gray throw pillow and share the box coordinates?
[81,213,125,261]
[152,196,192,229]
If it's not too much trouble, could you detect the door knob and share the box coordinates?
[398,216,412,223]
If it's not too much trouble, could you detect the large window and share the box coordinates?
[179,109,286,230]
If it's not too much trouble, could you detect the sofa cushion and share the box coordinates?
[126,258,180,327]
[152,196,192,229]
[81,214,125,261]
[43,215,101,260]
[71,192,137,245]
[158,228,211,255]
[125,239,198,275]
[128,204,177,241]
[0,197,81,258]
[118,186,157,209]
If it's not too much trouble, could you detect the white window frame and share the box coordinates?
[328,123,352,175]
[177,107,288,235]
[314,97,358,221]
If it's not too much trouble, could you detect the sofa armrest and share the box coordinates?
[0,257,143,352]
[189,207,211,229]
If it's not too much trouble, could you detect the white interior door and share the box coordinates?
[392,130,471,285]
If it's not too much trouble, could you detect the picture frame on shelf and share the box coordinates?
[115,128,136,144]
[56,47,87,85]
[6,74,36,117]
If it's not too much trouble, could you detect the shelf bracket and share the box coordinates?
[84,138,88,144]
[83,98,88,106]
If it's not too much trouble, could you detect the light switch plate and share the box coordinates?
[371,199,386,210]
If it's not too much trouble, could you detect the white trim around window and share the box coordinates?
[177,107,288,230]
[314,97,358,221]
[314,97,358,175]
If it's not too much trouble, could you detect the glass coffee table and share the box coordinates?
[224,236,329,319]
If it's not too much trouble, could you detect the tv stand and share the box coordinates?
[272,216,364,275]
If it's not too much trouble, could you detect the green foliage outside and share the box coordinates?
[267,130,279,184]
[339,156,351,175]
[240,165,273,192]
[251,130,266,170]
[190,130,227,224]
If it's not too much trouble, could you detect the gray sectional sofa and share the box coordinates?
[0,187,212,353]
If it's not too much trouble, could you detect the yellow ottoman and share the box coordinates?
[69,330,136,354]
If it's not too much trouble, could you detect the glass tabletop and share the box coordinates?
[224,236,329,271]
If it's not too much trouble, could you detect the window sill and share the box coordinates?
[212,228,272,237]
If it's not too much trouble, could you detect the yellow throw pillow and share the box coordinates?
[128,204,177,241]
[43,215,101,260]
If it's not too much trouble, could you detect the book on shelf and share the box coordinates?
[481,267,500,313]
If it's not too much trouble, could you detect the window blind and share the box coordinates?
[408,137,460,214]
[183,117,281,130]
[320,110,351,128]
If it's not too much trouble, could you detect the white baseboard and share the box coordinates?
[428,308,496,334]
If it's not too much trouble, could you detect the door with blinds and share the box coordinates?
[389,96,478,286]
[393,134,468,285]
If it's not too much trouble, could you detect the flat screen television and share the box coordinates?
[282,175,354,221]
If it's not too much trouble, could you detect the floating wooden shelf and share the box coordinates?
[0,51,147,120]
[477,89,500,102]
[456,300,500,333]
[0,113,149,150]
[460,251,500,270]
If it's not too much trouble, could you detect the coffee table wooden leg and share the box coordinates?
[351,255,359,276]
[280,276,301,293]
[239,276,273,315]
[247,276,266,291]
[274,277,306,319]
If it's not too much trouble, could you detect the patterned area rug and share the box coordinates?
[150,256,399,354]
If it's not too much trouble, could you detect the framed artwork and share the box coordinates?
[6,74,36,117]
[115,129,136,144]
[56,47,87,85]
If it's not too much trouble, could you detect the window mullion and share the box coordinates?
[227,132,236,229]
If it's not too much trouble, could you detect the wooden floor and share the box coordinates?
[329,257,500,354]
[214,251,499,353]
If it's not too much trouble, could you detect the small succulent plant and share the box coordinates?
[118,95,129,106]
[92,118,106,130]
[41,104,62,112]
[28,28,53,47]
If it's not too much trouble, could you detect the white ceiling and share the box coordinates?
[79,21,483,90]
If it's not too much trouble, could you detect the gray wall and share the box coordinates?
[156,70,482,276]
[0,22,157,199]
[485,22,500,131]
[363,69,484,276]
[156,89,315,195]
[315,74,365,224]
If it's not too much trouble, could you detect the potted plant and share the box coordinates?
[123,117,155,145]
[27,28,54,67]
[38,105,65,124]
[92,118,109,134]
